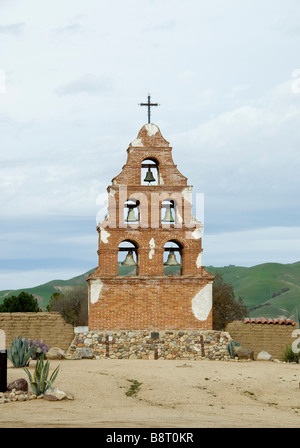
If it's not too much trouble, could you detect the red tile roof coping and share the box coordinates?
[243,318,295,325]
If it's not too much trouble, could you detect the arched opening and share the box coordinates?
[141,158,159,186]
[161,199,175,224]
[118,240,138,276]
[124,199,140,224]
[163,240,182,276]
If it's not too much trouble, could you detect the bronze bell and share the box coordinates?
[144,167,155,184]
[121,250,137,265]
[125,208,138,222]
[164,250,180,266]
[161,207,174,223]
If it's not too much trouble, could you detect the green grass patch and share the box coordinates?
[125,379,142,397]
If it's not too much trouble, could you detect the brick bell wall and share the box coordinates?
[88,276,213,331]
[0,312,74,351]
[88,123,214,331]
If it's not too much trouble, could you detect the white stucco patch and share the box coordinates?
[90,279,104,304]
[191,283,212,321]
[191,227,203,239]
[145,123,159,136]
[130,138,144,147]
[149,237,155,259]
[196,252,202,268]
[175,208,183,224]
[182,186,193,204]
[109,188,117,196]
[100,226,110,243]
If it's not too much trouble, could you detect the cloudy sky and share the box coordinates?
[1,0,300,290]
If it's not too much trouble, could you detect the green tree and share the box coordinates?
[0,291,40,312]
[213,273,248,330]
[47,284,88,326]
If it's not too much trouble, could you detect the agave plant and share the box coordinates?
[226,340,240,359]
[24,358,60,396]
[7,336,34,368]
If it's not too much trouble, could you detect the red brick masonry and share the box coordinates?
[88,123,214,330]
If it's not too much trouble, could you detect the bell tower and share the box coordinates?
[87,119,214,331]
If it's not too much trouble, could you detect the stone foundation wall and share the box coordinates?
[67,329,232,360]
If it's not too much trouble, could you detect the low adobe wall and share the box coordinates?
[226,319,298,360]
[0,312,74,351]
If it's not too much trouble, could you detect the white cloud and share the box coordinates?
[0,0,299,288]
[203,226,300,267]
[178,70,197,82]
[0,22,25,35]
[143,20,176,33]
[55,74,112,96]
[173,79,300,197]
[223,84,250,99]
[55,22,85,35]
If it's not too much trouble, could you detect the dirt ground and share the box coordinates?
[1,358,300,428]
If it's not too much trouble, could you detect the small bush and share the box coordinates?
[284,345,300,363]
[47,285,88,326]
[0,292,40,312]
[125,379,142,397]
[28,340,49,360]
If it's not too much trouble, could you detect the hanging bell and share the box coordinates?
[121,250,137,265]
[164,250,180,266]
[161,207,174,223]
[144,167,155,184]
[126,207,138,222]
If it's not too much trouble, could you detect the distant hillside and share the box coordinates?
[0,262,299,319]
[0,269,94,311]
[206,262,300,320]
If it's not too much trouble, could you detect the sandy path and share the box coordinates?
[1,358,300,428]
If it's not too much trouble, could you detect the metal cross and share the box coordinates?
[139,94,159,123]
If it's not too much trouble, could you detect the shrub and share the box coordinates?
[24,358,60,396]
[213,273,248,330]
[47,285,88,326]
[28,340,49,360]
[7,336,34,368]
[0,292,40,312]
[125,379,142,397]
[284,345,300,363]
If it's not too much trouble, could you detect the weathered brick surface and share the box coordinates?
[226,321,299,360]
[88,124,214,330]
[0,312,74,350]
[88,276,213,331]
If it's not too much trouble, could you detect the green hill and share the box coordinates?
[206,262,300,319]
[0,269,95,311]
[0,262,300,319]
